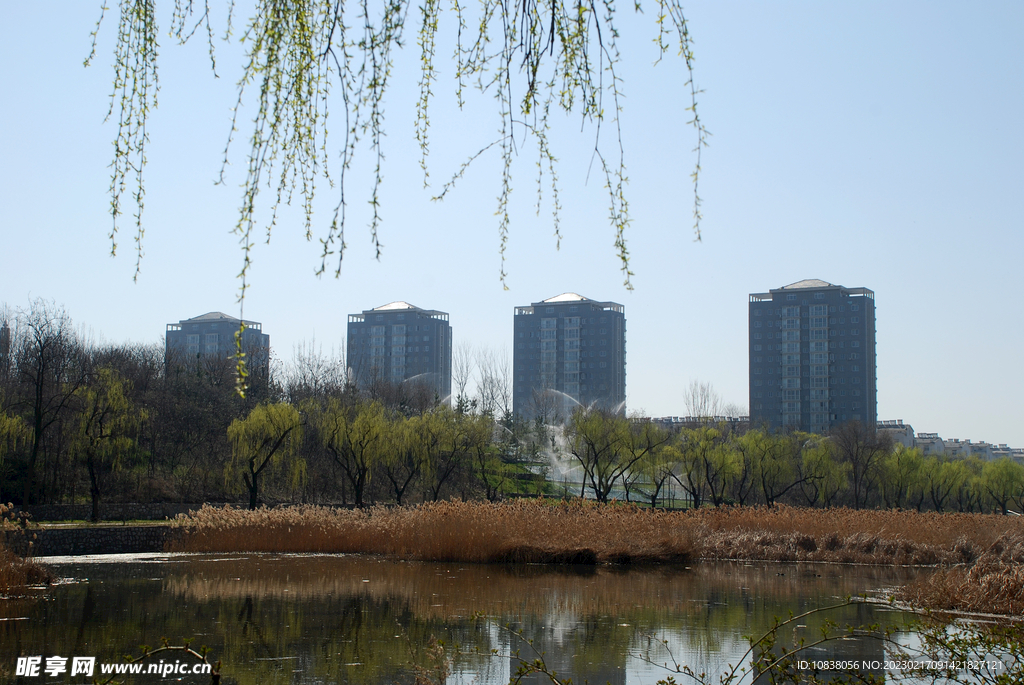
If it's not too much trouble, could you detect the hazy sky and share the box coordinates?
[1,2,1021,445]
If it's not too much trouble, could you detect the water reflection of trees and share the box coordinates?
[1,556,919,684]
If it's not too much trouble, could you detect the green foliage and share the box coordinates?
[920,455,970,514]
[564,409,629,503]
[227,402,305,509]
[0,403,29,468]
[415,405,476,501]
[71,367,146,521]
[315,399,388,507]
[878,444,923,510]
[798,436,849,508]
[675,425,735,507]
[980,457,1024,515]
[737,429,800,507]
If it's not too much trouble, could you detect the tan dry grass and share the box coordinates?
[895,529,1024,615]
[165,501,1024,615]
[170,500,697,564]
[171,501,1022,568]
[1,503,53,594]
[691,505,1017,566]
[0,543,52,594]
[898,561,1024,616]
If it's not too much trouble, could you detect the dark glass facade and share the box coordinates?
[512,293,625,421]
[346,302,452,401]
[748,280,876,434]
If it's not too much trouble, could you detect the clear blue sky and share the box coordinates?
[1,2,1021,446]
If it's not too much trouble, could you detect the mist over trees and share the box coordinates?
[2,300,1023,515]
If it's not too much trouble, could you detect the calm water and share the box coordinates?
[2,554,921,684]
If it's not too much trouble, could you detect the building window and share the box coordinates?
[786,294,796,301]
[814,292,824,300]
[754,321,762,328]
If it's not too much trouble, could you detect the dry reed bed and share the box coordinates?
[691,506,1022,566]
[171,502,1024,615]
[171,501,1023,567]
[0,543,52,595]
[170,500,696,564]
[898,561,1024,616]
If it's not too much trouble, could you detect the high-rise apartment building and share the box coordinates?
[513,293,626,420]
[347,302,452,401]
[748,279,876,434]
[165,311,270,375]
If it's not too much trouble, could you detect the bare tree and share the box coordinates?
[721,402,747,419]
[285,339,348,403]
[0,305,13,383]
[451,342,476,413]
[830,421,893,509]
[684,380,722,424]
[12,300,89,504]
[475,346,512,420]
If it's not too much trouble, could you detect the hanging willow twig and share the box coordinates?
[87,0,707,394]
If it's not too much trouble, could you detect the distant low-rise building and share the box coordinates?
[877,419,914,448]
[652,415,749,433]
[914,433,946,456]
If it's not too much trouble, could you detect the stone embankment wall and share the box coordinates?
[2,525,180,557]
[12,503,227,523]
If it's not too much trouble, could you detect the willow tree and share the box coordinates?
[88,1,706,291]
[0,404,30,499]
[72,367,146,522]
[316,399,388,507]
[227,402,305,509]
